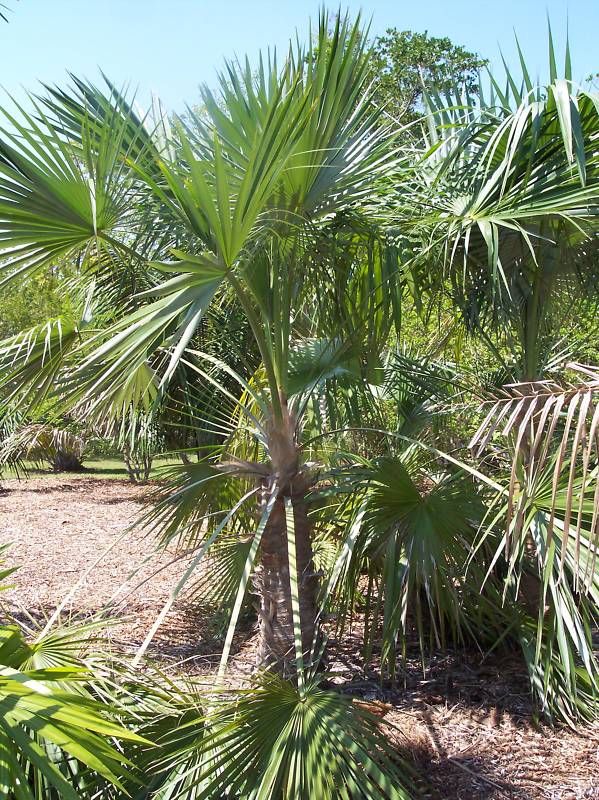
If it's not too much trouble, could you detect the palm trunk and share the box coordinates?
[516,275,545,613]
[254,396,318,675]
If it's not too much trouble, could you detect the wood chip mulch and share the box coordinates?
[1,475,597,799]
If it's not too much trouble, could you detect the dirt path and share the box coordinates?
[1,475,597,799]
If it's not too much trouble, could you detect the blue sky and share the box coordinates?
[0,0,596,114]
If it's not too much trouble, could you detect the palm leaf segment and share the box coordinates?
[0,621,146,798]
[470,362,599,590]
[0,90,142,284]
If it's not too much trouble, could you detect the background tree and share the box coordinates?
[371,28,487,123]
[0,267,73,338]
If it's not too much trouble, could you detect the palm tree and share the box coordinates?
[0,14,419,796]
[1,11,597,797]
[406,32,599,380]
[0,12,403,675]
[398,34,599,723]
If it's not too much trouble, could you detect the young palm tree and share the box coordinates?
[0,13,402,675]
[0,14,418,797]
[397,37,599,723]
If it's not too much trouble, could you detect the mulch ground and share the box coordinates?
[0,476,220,663]
[1,475,598,799]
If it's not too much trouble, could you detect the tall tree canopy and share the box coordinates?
[371,28,487,122]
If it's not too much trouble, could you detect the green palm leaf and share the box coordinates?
[0,623,148,797]
[143,673,413,800]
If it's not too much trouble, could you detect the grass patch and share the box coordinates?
[0,456,180,482]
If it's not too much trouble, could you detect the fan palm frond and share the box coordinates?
[0,620,148,797]
[139,672,413,800]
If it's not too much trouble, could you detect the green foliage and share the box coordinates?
[0,269,73,339]
[0,562,148,797]
[371,29,487,123]
[0,10,598,800]
[129,672,413,800]
[403,35,599,380]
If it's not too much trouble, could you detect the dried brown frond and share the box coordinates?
[469,364,599,587]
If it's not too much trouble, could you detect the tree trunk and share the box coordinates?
[253,395,319,675]
[123,445,153,483]
[255,477,318,675]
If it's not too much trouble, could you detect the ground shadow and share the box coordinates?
[4,476,146,499]
[412,743,529,799]
[84,466,130,477]
[328,635,550,799]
